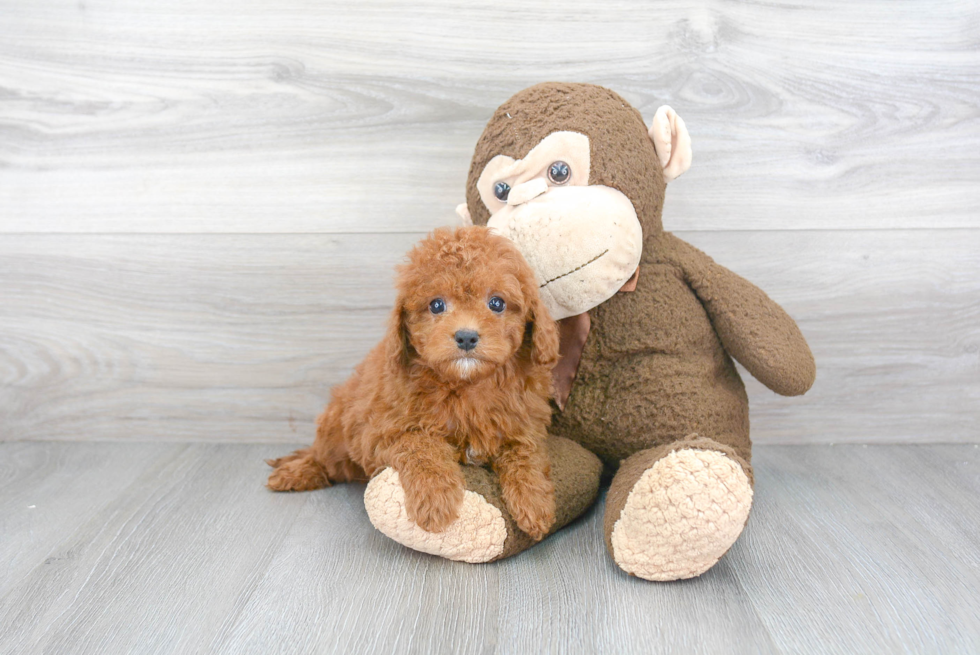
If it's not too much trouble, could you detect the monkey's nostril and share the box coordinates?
[454,329,480,351]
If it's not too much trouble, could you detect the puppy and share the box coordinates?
[267,226,560,540]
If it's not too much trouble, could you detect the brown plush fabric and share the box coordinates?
[459,435,603,562]
[551,229,815,470]
[466,83,666,237]
[456,82,815,570]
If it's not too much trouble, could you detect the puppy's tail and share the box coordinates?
[265,449,309,469]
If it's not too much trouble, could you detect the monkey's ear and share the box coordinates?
[455,203,473,226]
[649,105,692,183]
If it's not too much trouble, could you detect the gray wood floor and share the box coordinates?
[2,441,978,654]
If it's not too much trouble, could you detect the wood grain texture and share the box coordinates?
[738,445,980,653]
[1,442,978,654]
[2,229,978,444]
[0,232,418,443]
[0,443,312,654]
[693,229,980,443]
[0,441,178,598]
[1,0,978,232]
[2,2,977,649]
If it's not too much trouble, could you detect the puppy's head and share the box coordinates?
[384,226,559,382]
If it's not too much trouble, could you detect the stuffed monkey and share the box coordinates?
[365,83,816,581]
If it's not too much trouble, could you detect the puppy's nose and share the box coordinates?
[454,329,480,351]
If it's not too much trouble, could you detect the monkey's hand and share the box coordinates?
[660,232,816,396]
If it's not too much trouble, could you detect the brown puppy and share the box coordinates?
[267,226,559,540]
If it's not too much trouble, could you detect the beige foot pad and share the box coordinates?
[364,468,507,564]
[610,449,753,581]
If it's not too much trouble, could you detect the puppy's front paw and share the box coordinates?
[403,472,465,533]
[505,482,556,541]
[365,468,508,563]
[512,494,556,541]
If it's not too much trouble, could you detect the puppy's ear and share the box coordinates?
[382,298,415,372]
[523,285,560,368]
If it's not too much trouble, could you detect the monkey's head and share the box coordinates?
[461,83,691,320]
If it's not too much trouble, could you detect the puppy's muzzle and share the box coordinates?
[454,329,479,352]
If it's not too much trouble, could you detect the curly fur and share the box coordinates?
[267,226,559,540]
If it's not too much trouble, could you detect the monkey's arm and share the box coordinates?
[659,233,816,396]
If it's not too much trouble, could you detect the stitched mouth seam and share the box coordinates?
[539,249,609,288]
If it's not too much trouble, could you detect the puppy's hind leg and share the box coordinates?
[266,404,367,491]
[266,448,331,491]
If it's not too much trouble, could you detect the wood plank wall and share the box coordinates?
[2,0,978,444]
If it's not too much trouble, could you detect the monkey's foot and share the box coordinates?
[608,448,753,581]
[365,468,507,563]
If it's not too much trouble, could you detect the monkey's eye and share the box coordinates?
[429,298,446,314]
[487,296,505,313]
[548,161,571,185]
[493,181,511,202]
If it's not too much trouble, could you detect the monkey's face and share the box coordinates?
[466,83,691,321]
[477,131,643,320]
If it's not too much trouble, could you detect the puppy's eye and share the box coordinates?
[548,161,570,185]
[487,296,505,313]
[494,182,511,202]
[429,298,446,314]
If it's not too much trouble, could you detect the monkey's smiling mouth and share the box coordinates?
[539,250,609,288]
